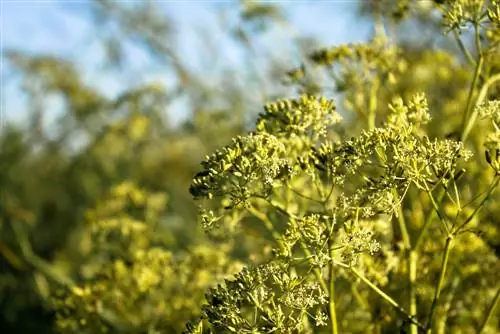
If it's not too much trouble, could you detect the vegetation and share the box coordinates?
[1,1,499,333]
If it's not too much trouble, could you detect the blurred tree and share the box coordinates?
[0,0,297,332]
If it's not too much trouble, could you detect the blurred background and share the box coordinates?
[2,1,485,333]
[1,1,373,332]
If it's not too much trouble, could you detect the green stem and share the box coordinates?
[393,189,411,249]
[425,186,450,235]
[426,236,453,333]
[391,189,416,334]
[347,266,426,331]
[328,237,339,334]
[248,205,285,252]
[10,220,74,288]
[454,175,500,233]
[408,250,418,334]
[461,72,500,142]
[351,283,369,310]
[259,200,330,295]
[368,79,379,130]
[453,30,475,66]
[460,55,483,141]
[414,188,446,250]
[298,239,328,294]
[478,285,500,333]
[436,276,460,334]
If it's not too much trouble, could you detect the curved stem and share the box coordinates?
[453,175,500,233]
[425,185,450,235]
[453,30,475,66]
[10,220,74,288]
[461,54,483,140]
[346,266,426,331]
[248,205,285,252]
[461,72,500,142]
[478,285,500,333]
[426,236,453,333]
[414,188,446,250]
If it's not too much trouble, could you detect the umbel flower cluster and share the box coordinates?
[186,91,500,333]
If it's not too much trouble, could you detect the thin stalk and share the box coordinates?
[461,72,500,142]
[414,188,446,250]
[460,55,483,141]
[391,189,416,334]
[453,30,475,66]
[248,206,285,252]
[328,237,339,334]
[298,239,328,293]
[408,250,418,334]
[393,189,411,249]
[426,236,453,333]
[436,276,460,334]
[425,186,450,235]
[10,220,74,288]
[347,266,426,331]
[0,241,25,270]
[258,200,330,294]
[367,79,379,130]
[478,285,500,333]
[474,21,482,56]
[454,175,500,233]
[351,283,369,310]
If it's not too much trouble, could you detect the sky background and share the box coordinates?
[1,0,373,128]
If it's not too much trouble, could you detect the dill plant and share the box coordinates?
[187,1,500,333]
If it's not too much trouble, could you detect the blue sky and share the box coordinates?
[1,0,373,127]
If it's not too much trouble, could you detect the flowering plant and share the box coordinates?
[187,1,500,333]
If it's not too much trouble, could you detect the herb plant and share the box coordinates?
[187,1,500,333]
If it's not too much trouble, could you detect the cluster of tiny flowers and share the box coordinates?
[314,309,329,327]
[309,35,401,73]
[441,0,500,39]
[479,100,500,129]
[387,92,431,130]
[278,214,333,264]
[478,100,500,172]
[195,260,327,333]
[311,93,469,196]
[486,1,500,43]
[441,0,485,32]
[190,132,293,208]
[334,182,399,220]
[256,95,341,140]
[308,34,407,94]
[340,227,381,267]
[441,0,500,43]
[54,244,242,333]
